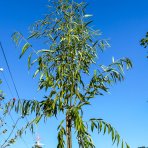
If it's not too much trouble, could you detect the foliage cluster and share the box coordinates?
[8,0,133,147]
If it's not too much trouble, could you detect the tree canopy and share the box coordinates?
[10,0,132,147]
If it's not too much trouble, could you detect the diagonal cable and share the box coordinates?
[0,42,31,148]
[0,72,30,148]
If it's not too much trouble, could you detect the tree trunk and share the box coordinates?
[66,112,72,148]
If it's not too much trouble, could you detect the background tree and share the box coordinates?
[141,32,148,54]
[0,67,29,147]
[140,33,148,148]
[0,78,21,147]
[141,32,148,47]
[11,0,132,147]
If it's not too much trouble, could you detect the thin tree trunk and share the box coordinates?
[66,112,72,148]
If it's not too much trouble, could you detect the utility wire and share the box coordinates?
[0,42,30,148]
[0,70,19,122]
[1,117,21,148]
[0,72,30,148]
[0,42,20,100]
[1,72,14,98]
[15,32,45,145]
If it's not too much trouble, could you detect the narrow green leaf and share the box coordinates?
[20,43,31,58]
[84,21,93,27]
[122,140,124,148]
[28,53,32,70]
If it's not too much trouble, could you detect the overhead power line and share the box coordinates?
[1,72,30,148]
[1,72,14,98]
[0,42,31,148]
[0,42,20,100]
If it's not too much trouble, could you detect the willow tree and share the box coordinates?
[12,0,132,147]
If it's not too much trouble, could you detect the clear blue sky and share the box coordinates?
[0,0,148,147]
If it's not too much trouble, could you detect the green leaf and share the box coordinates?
[103,123,106,134]
[28,53,32,70]
[111,128,115,141]
[57,120,65,130]
[122,140,124,148]
[126,143,130,148]
[0,79,2,84]
[33,69,39,78]
[91,121,95,132]
[99,121,102,132]
[20,43,31,58]
[27,32,38,39]
[84,21,93,27]
[116,134,120,146]
[35,115,42,124]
